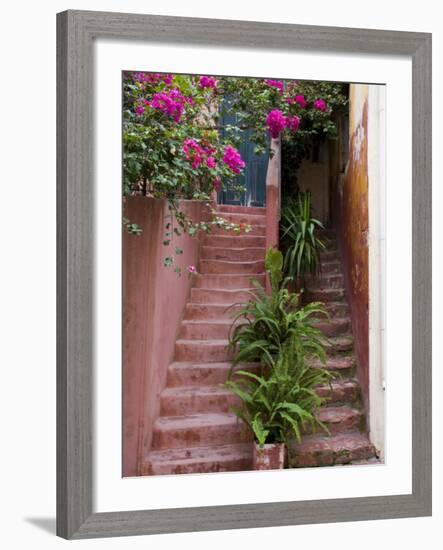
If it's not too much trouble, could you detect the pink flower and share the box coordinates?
[199,75,217,89]
[213,177,222,191]
[182,138,205,169]
[135,105,145,116]
[286,114,301,132]
[266,109,286,138]
[206,156,217,169]
[150,89,190,122]
[285,94,307,109]
[222,145,245,174]
[313,98,328,112]
[264,79,284,94]
[187,265,197,274]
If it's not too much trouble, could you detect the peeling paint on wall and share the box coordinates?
[334,85,370,418]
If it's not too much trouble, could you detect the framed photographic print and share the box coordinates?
[57,9,432,539]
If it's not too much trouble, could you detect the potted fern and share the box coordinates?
[224,337,333,469]
[225,248,333,469]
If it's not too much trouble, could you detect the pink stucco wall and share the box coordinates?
[123,197,206,477]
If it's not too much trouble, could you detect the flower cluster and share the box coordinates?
[264,79,284,94]
[199,75,217,89]
[222,145,246,174]
[266,109,287,138]
[150,89,193,122]
[313,98,328,112]
[285,94,307,109]
[132,72,173,86]
[286,114,301,133]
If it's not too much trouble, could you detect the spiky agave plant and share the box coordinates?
[228,248,328,372]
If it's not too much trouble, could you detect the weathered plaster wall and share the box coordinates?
[333,85,370,417]
[123,197,205,477]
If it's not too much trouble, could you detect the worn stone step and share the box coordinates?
[179,320,239,340]
[209,224,266,237]
[214,211,267,225]
[151,413,251,450]
[310,354,356,376]
[322,301,350,318]
[315,378,360,405]
[204,234,266,248]
[142,443,253,476]
[191,288,257,304]
[184,303,242,321]
[319,260,342,274]
[309,405,363,435]
[160,385,240,415]
[175,339,232,362]
[194,273,265,289]
[307,272,344,289]
[167,361,259,387]
[217,205,266,216]
[312,317,351,337]
[324,335,354,353]
[319,249,339,262]
[199,259,265,275]
[289,432,376,468]
[200,246,265,262]
[305,287,346,302]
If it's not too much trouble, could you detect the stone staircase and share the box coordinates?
[289,229,377,467]
[141,208,377,475]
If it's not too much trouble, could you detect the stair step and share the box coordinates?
[142,443,253,475]
[322,301,350,318]
[319,260,342,274]
[199,259,265,275]
[167,361,259,387]
[217,205,266,215]
[204,234,266,248]
[195,273,265,289]
[175,339,232,362]
[191,288,257,304]
[289,432,376,467]
[307,272,344,289]
[200,246,265,261]
[160,385,240,415]
[320,249,340,262]
[315,378,360,404]
[151,413,251,450]
[184,303,242,321]
[210,224,266,237]
[310,354,356,376]
[305,287,346,302]
[325,335,354,353]
[310,405,363,435]
[179,319,239,340]
[312,317,351,337]
[215,212,267,225]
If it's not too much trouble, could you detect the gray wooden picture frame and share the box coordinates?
[56,9,432,539]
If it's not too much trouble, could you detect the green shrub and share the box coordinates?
[224,336,333,448]
[228,248,328,370]
[280,191,326,284]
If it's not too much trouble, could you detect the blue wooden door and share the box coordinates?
[218,111,269,207]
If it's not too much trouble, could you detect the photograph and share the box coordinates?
[122,71,385,477]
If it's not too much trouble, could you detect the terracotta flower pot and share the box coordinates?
[253,442,285,470]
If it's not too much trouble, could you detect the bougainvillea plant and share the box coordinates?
[123,72,347,271]
[216,77,348,197]
[123,71,252,271]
